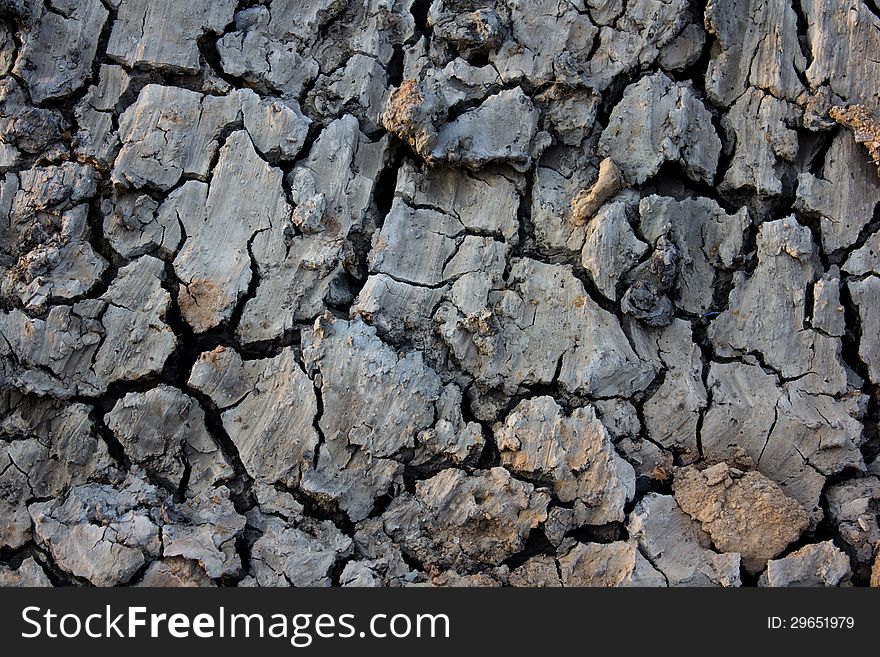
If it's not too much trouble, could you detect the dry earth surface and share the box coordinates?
[1,0,880,587]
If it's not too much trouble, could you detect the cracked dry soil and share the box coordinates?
[1,0,880,588]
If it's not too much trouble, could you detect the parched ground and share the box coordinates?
[1,0,880,588]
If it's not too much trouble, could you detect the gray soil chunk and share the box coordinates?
[381,467,549,572]
[189,347,317,490]
[105,385,232,495]
[435,257,655,398]
[556,540,667,587]
[107,0,238,73]
[1,255,176,397]
[13,0,108,104]
[709,217,848,394]
[758,541,852,587]
[496,396,635,524]
[598,72,721,185]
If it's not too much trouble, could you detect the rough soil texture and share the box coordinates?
[1,0,880,587]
